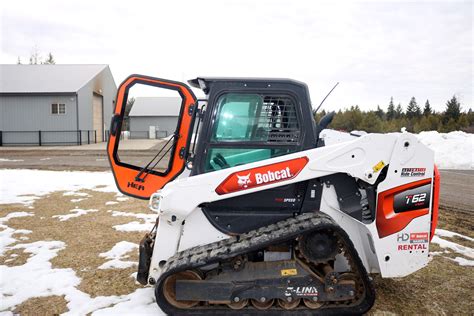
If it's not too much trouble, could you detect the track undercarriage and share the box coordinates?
[154,213,375,314]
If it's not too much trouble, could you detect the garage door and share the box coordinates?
[92,93,103,142]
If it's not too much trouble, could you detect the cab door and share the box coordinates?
[107,75,197,199]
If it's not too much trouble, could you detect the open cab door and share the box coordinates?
[107,75,197,199]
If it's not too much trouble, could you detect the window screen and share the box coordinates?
[212,93,300,144]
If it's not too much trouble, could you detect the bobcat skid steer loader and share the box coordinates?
[107,75,440,314]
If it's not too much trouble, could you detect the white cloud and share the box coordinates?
[0,0,472,111]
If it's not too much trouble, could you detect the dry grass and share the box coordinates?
[1,194,472,315]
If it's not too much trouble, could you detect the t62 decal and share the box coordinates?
[215,157,309,195]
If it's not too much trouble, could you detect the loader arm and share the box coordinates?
[107,75,197,199]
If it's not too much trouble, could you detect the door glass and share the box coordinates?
[117,84,183,174]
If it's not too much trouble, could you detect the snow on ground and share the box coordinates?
[98,241,139,270]
[0,212,34,255]
[105,201,119,206]
[0,238,163,315]
[417,131,473,169]
[435,228,474,242]
[0,169,117,205]
[430,229,474,266]
[52,208,99,221]
[110,210,156,232]
[113,221,154,232]
[320,129,473,169]
[0,158,24,162]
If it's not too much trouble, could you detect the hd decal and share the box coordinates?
[397,232,429,251]
[215,157,308,195]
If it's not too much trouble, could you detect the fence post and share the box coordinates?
[87,131,90,144]
[38,130,42,146]
[0,131,2,146]
[95,130,97,143]
[79,130,82,145]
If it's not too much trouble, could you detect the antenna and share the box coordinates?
[314,82,339,113]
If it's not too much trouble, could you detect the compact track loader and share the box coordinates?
[107,76,440,314]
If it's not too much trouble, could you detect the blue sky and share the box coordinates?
[1,0,472,111]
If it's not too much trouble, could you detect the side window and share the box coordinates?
[51,103,66,115]
[205,93,300,172]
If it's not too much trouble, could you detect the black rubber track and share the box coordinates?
[155,212,375,315]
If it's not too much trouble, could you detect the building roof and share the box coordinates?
[0,64,108,93]
[128,97,181,117]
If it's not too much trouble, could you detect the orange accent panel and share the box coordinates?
[107,76,196,199]
[376,178,431,238]
[430,165,440,241]
[215,157,309,195]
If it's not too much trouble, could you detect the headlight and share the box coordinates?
[149,192,163,213]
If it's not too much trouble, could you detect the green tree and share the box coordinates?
[43,52,56,64]
[423,99,432,116]
[359,111,383,133]
[406,97,421,119]
[386,97,396,120]
[443,95,461,123]
[395,103,404,119]
[375,105,385,120]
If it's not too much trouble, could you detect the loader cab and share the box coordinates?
[107,75,317,200]
[188,77,318,176]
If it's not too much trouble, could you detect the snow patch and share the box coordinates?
[451,257,474,266]
[431,236,474,259]
[52,208,98,221]
[416,131,473,169]
[0,158,24,162]
[113,221,154,232]
[105,201,119,206]
[0,169,117,205]
[0,212,34,255]
[435,228,474,242]
[98,241,138,270]
[110,210,156,222]
[70,198,86,203]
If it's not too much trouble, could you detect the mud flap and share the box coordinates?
[137,233,154,285]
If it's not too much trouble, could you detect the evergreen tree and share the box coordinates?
[375,105,385,120]
[395,103,404,119]
[406,97,421,119]
[443,95,461,123]
[386,97,396,120]
[423,99,432,116]
[43,52,56,64]
[17,56,22,64]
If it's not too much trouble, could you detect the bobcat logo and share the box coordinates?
[237,173,251,188]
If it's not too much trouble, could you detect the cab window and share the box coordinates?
[205,93,300,172]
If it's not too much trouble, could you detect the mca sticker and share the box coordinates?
[401,168,426,177]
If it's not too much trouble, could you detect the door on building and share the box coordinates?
[93,93,104,142]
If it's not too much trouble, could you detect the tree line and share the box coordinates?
[314,96,473,133]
